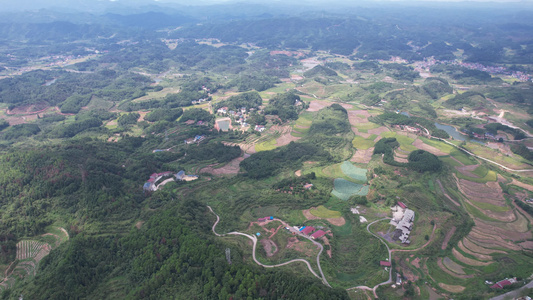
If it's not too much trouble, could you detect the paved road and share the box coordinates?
[490,280,533,300]
[347,218,393,298]
[207,206,330,287]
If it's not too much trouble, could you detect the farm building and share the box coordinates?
[380,261,391,267]
[391,208,415,244]
[490,278,517,289]
[310,230,326,239]
[301,226,316,235]
[303,183,313,189]
[175,170,199,182]
[255,125,266,132]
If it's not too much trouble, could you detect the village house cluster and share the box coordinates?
[390,201,415,244]
[143,170,198,192]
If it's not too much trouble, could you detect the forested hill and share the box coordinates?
[4,202,348,299]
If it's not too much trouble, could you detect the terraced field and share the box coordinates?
[0,227,68,291]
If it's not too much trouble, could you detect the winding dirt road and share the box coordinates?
[347,218,393,298]
[207,206,330,287]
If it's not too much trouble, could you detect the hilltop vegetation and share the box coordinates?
[0,1,532,299]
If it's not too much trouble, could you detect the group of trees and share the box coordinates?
[264,92,304,122]
[241,142,331,179]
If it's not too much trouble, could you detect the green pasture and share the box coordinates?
[309,205,342,218]
[381,132,417,151]
[352,135,376,150]
[340,161,367,182]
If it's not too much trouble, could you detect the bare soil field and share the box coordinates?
[458,241,492,261]
[467,229,521,251]
[200,157,244,176]
[452,248,491,266]
[518,241,533,250]
[457,178,508,209]
[351,148,374,164]
[463,238,506,255]
[6,102,49,115]
[456,165,480,178]
[260,239,278,257]
[411,257,421,269]
[412,139,448,156]
[307,100,331,112]
[441,226,456,250]
[438,283,465,293]
[474,218,531,242]
[511,179,533,192]
[442,257,467,275]
[367,126,390,135]
[393,156,408,163]
[274,125,301,146]
[295,170,302,177]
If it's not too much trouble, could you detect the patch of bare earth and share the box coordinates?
[351,147,374,164]
[135,221,144,229]
[367,126,390,135]
[412,139,448,156]
[511,179,533,192]
[438,283,465,293]
[458,240,492,261]
[411,257,421,268]
[260,239,278,257]
[295,170,302,177]
[452,248,492,266]
[456,164,480,178]
[273,125,301,146]
[306,100,331,112]
[463,238,506,255]
[436,258,474,279]
[441,226,456,250]
[519,241,533,250]
[200,157,244,176]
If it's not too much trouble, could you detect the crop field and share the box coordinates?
[449,149,478,165]
[456,169,497,183]
[420,137,455,154]
[354,122,381,133]
[308,205,342,218]
[442,257,466,275]
[381,132,418,151]
[255,137,278,152]
[352,135,376,150]
[332,179,369,200]
[340,161,367,182]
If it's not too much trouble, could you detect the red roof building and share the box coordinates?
[380,261,391,267]
[301,226,316,235]
[397,201,407,209]
[311,230,326,239]
[490,278,516,289]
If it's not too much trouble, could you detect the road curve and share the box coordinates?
[347,218,393,298]
[207,206,330,286]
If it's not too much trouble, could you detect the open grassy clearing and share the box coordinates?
[381,131,418,151]
[354,121,381,133]
[420,137,455,154]
[340,161,367,182]
[464,143,527,169]
[332,179,369,200]
[309,205,342,218]
[455,169,497,183]
[352,135,376,150]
